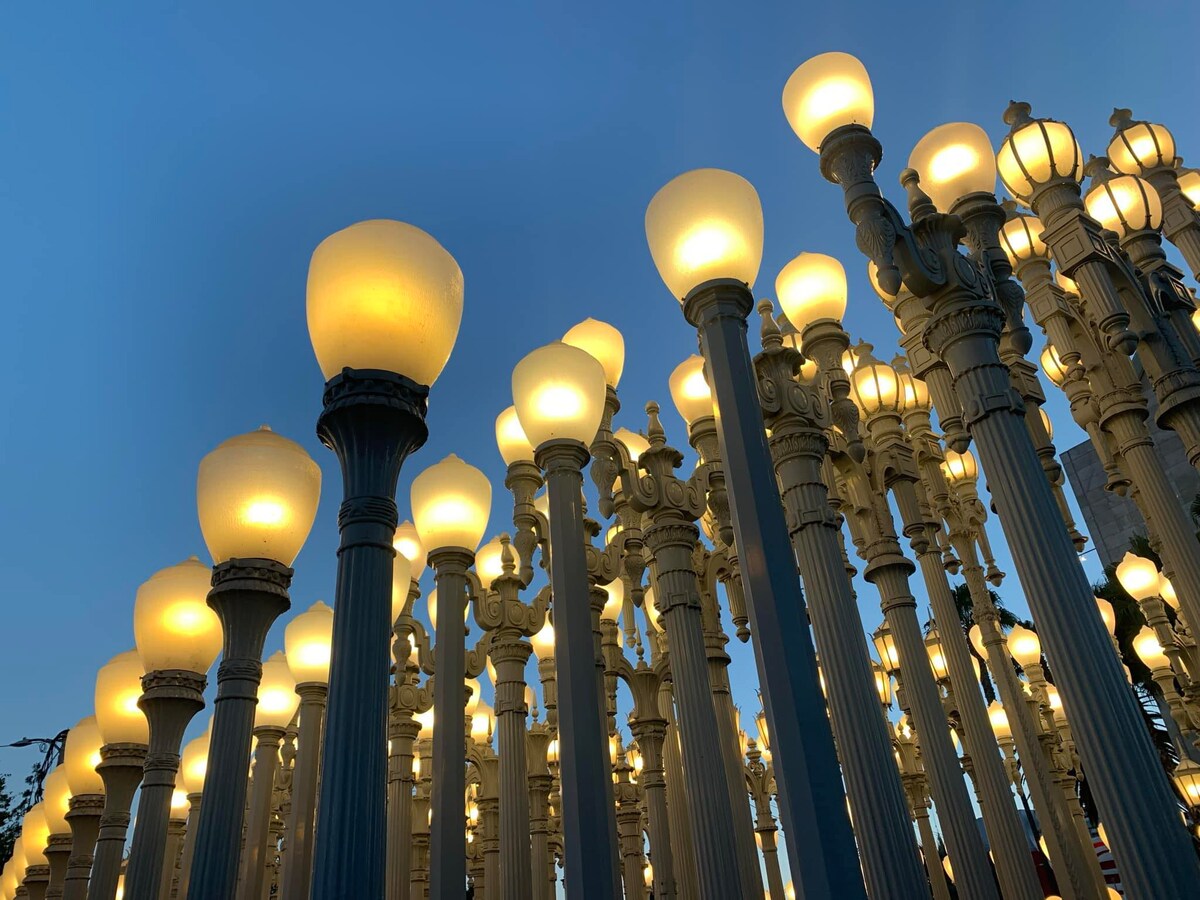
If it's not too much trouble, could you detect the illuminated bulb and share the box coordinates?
[1095,597,1117,636]
[941,448,978,485]
[908,122,997,212]
[668,355,714,425]
[255,651,300,728]
[1132,626,1170,669]
[513,342,608,448]
[1115,551,1161,601]
[613,428,650,463]
[393,520,427,580]
[410,455,492,553]
[1006,624,1042,668]
[495,406,535,466]
[600,579,625,622]
[782,52,874,152]
[775,252,848,330]
[562,318,625,388]
[999,213,1048,265]
[988,702,1011,740]
[474,535,522,590]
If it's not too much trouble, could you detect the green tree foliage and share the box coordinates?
[0,773,20,868]
[945,581,1031,703]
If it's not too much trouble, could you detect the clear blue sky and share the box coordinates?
[2,0,1198,854]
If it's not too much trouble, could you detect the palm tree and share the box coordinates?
[944,582,1030,704]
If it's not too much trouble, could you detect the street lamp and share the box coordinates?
[88,650,148,900]
[512,339,620,898]
[187,425,319,900]
[411,452,491,898]
[20,803,50,900]
[60,716,103,900]
[40,768,71,900]
[175,726,209,900]
[646,168,863,899]
[124,557,220,900]
[306,218,462,899]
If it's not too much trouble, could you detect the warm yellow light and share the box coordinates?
[307,219,463,384]
[42,767,71,834]
[1108,121,1176,175]
[562,318,625,389]
[416,708,435,740]
[872,623,900,675]
[776,252,848,331]
[898,370,931,413]
[1084,174,1163,238]
[1116,551,1161,601]
[411,454,492,553]
[394,520,427,580]
[645,169,764,299]
[464,678,482,717]
[968,624,985,658]
[1172,758,1200,807]
[1039,343,1070,387]
[64,715,105,796]
[20,803,50,866]
[530,620,556,659]
[997,115,1084,203]
[546,739,559,764]
[470,700,495,744]
[925,629,950,681]
[613,428,650,463]
[600,579,625,622]
[1159,575,1179,610]
[1038,407,1054,441]
[908,123,997,211]
[425,588,470,633]
[495,406,535,466]
[1045,684,1065,723]
[133,557,222,674]
[987,701,1011,740]
[872,661,893,707]
[1095,597,1117,636]
[475,535,522,589]
[513,342,608,449]
[1132,626,1169,670]
[196,426,321,566]
[643,862,654,889]
[94,650,149,746]
[782,52,874,152]
[255,651,300,729]
[941,448,978,485]
[284,600,335,685]
[669,355,714,426]
[643,585,662,633]
[180,725,211,795]
[391,551,414,623]
[851,355,901,416]
[1006,624,1042,667]
[1178,170,1200,209]
[999,214,1048,264]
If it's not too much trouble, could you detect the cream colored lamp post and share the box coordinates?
[60,715,104,900]
[279,600,333,900]
[174,725,209,900]
[87,651,149,900]
[19,804,50,900]
[186,425,319,900]
[645,168,863,900]
[512,340,621,898]
[411,453,491,898]
[40,767,72,900]
[305,219,462,898]
[124,558,221,900]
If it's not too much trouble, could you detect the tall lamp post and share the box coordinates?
[175,725,210,900]
[186,425,321,900]
[512,340,621,898]
[784,50,1200,897]
[644,168,866,900]
[60,717,104,900]
[40,772,72,900]
[88,651,149,900]
[19,803,50,900]
[411,453,492,898]
[124,558,221,900]
[306,219,462,899]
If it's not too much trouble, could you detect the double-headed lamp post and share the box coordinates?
[512,340,621,898]
[410,453,492,898]
[784,49,1200,898]
[306,219,462,899]
[124,558,221,900]
[60,716,104,900]
[186,425,320,900]
[644,168,865,900]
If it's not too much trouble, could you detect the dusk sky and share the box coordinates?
[3,1,1198,864]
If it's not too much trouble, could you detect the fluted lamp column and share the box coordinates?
[61,716,105,900]
[87,651,149,900]
[513,340,621,899]
[174,724,210,900]
[40,768,72,900]
[645,168,865,900]
[124,558,220,900]
[186,426,320,900]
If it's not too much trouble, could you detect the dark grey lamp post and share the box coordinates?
[60,716,105,900]
[304,219,464,899]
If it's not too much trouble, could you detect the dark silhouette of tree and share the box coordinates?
[944,582,1031,703]
[0,773,21,867]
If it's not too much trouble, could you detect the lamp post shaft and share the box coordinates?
[175,795,201,900]
[160,819,185,900]
[493,640,533,900]
[186,560,290,900]
[536,439,620,900]
[282,684,326,900]
[62,794,103,900]
[86,745,146,900]
[659,680,699,898]
[759,827,786,900]
[385,712,419,900]
[629,719,674,900]
[683,280,867,900]
[311,367,429,900]
[236,726,285,900]
[44,833,72,900]
[123,672,205,900]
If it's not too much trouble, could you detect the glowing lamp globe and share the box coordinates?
[306,219,464,385]
[180,727,211,795]
[255,651,300,729]
[669,355,714,426]
[169,790,190,822]
[562,318,625,388]
[394,520,427,581]
[999,214,1048,264]
[94,650,150,746]
[416,709,435,740]
[1116,552,1161,601]
[495,406,535,466]
[133,557,223,674]
[512,342,607,448]
[644,168,764,299]
[782,52,874,152]
[20,803,50,866]
[872,661,893,707]
[475,535,522,590]
[530,620,556,659]
[941,449,978,485]
[42,768,72,835]
[1172,758,1200,808]
[411,454,492,552]
[776,252,848,331]
[284,601,335,685]
[600,579,625,622]
[1132,626,1169,670]
[997,113,1084,203]
[866,260,901,308]
[63,716,105,796]
[196,426,321,566]
[1095,597,1117,636]
[1006,624,1042,667]
[851,354,901,416]
[643,585,662,632]
[988,702,1011,740]
[968,624,985,658]
[898,370,931,413]
[464,678,483,717]
[925,629,950,681]
[470,700,495,744]
[613,428,650,463]
[872,622,900,674]
[1108,120,1176,175]
[1178,169,1200,209]
[908,123,998,211]
[1084,175,1163,238]
[1039,407,1054,441]
[1159,576,1179,610]
[1040,344,1070,387]
[391,551,414,622]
